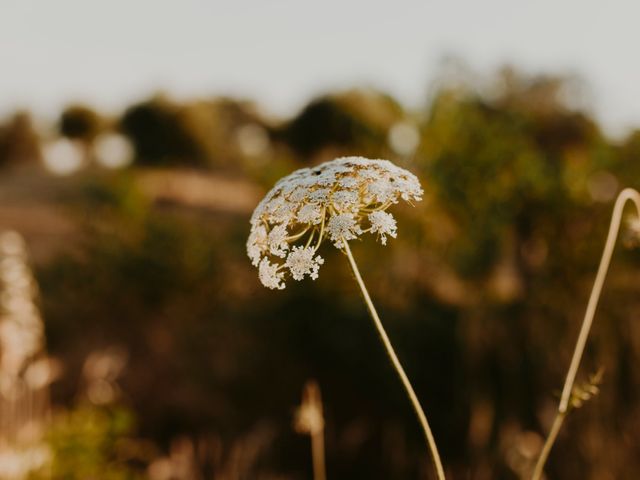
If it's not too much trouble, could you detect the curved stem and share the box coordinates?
[287,226,311,242]
[343,241,446,480]
[531,188,640,480]
[531,412,565,480]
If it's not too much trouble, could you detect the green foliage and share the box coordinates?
[420,79,610,277]
[42,405,144,480]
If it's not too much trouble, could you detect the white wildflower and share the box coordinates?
[266,197,295,224]
[368,211,397,245]
[258,258,285,290]
[247,156,423,288]
[338,177,359,189]
[297,204,323,225]
[307,188,331,203]
[366,180,395,204]
[247,224,268,266]
[359,168,384,181]
[285,246,325,281]
[314,170,338,186]
[289,186,310,202]
[268,224,289,258]
[327,214,362,248]
[331,190,360,213]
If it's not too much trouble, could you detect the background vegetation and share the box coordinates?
[2,68,640,479]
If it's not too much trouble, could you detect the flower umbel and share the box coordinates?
[258,258,285,290]
[368,211,397,245]
[247,157,445,479]
[285,246,325,281]
[247,156,423,289]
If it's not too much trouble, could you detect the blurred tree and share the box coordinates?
[280,89,405,160]
[0,111,41,167]
[59,104,103,143]
[421,70,609,279]
[119,96,211,167]
[120,96,282,172]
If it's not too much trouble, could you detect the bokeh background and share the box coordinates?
[1,1,640,479]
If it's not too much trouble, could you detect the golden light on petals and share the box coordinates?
[247,156,423,289]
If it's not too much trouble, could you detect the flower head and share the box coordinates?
[285,246,325,280]
[258,258,285,290]
[247,156,423,289]
[368,211,397,245]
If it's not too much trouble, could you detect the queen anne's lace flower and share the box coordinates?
[285,246,325,280]
[297,203,323,225]
[247,225,268,266]
[331,190,360,213]
[247,156,423,289]
[368,211,397,245]
[258,258,285,290]
[327,214,362,248]
[268,224,289,258]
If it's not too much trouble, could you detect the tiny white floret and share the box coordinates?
[327,214,363,249]
[285,246,325,281]
[268,224,290,258]
[259,258,286,290]
[368,211,398,245]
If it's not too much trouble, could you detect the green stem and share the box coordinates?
[343,240,446,480]
[531,188,640,480]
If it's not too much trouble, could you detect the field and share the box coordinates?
[1,73,640,479]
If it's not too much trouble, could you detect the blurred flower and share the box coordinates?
[82,346,128,405]
[93,132,133,169]
[247,156,423,288]
[0,231,45,379]
[0,445,51,480]
[294,381,324,436]
[24,357,62,390]
[41,138,84,175]
[235,123,270,158]
[387,121,420,156]
[0,230,53,476]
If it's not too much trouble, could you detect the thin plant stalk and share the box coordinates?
[294,381,327,480]
[311,420,326,480]
[531,188,640,480]
[343,240,446,480]
[308,382,327,480]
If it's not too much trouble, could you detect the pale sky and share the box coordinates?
[1,0,639,136]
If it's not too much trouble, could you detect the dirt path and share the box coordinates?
[0,166,263,263]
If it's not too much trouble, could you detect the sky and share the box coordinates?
[1,0,639,136]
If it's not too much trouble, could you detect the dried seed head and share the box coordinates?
[294,381,324,436]
[569,367,604,410]
[247,156,423,289]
